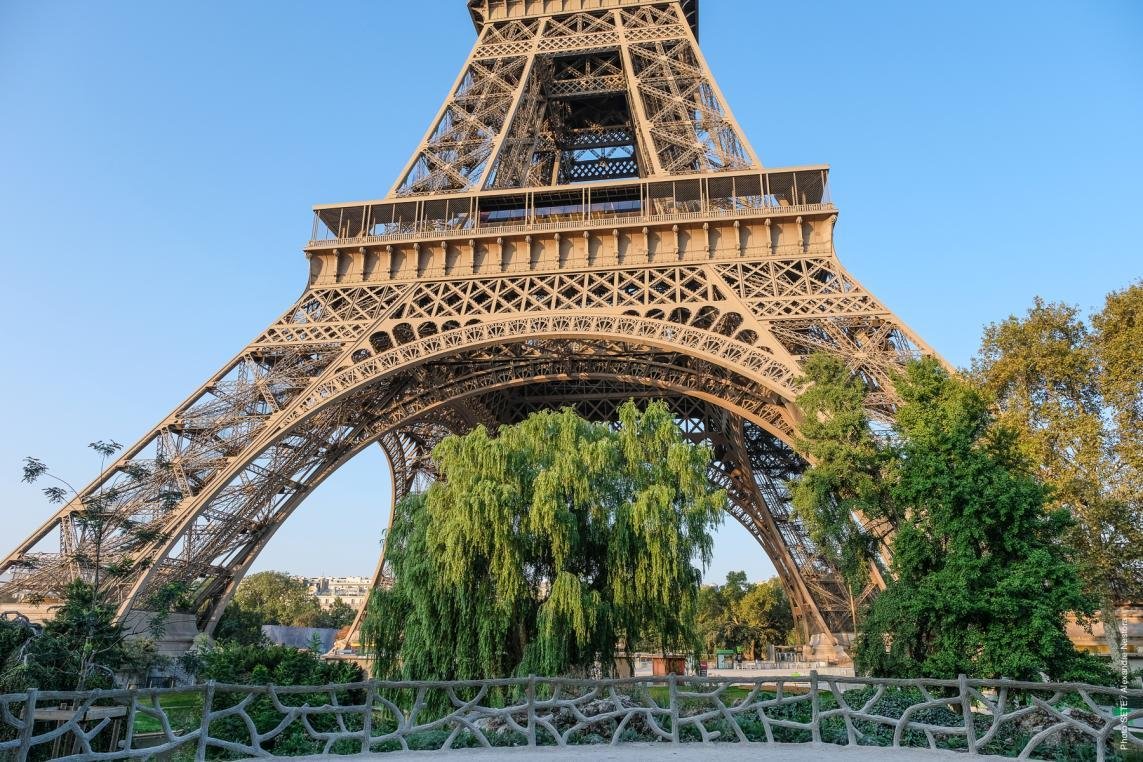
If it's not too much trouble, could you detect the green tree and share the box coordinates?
[213,601,267,646]
[696,574,746,654]
[1087,284,1143,625]
[228,571,324,628]
[736,579,794,659]
[1094,283,1143,474]
[696,584,725,654]
[215,578,360,645]
[973,287,1143,666]
[851,359,1107,681]
[696,574,794,659]
[362,401,724,680]
[13,441,183,691]
[196,640,355,686]
[0,581,126,691]
[0,617,37,670]
[791,354,896,595]
[316,597,358,630]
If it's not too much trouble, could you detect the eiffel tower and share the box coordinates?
[1,0,934,660]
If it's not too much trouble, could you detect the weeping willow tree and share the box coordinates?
[361,401,725,679]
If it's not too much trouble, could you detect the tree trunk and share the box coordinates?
[1100,602,1125,682]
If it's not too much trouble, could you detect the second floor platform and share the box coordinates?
[307,166,834,253]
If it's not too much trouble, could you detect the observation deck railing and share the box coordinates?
[306,201,837,251]
[2,673,1140,760]
[308,165,837,250]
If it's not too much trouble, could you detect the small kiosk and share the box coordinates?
[715,649,736,669]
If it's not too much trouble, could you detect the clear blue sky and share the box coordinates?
[1,1,1139,586]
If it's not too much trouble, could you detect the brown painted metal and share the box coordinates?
[0,0,935,660]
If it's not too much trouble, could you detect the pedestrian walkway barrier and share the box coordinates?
[1,672,1140,760]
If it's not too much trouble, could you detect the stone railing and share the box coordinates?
[1,673,1139,760]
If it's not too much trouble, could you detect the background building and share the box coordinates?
[301,576,372,611]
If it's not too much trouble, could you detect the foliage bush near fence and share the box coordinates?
[0,673,1140,761]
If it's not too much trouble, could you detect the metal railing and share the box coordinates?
[306,202,838,250]
[1,673,1139,760]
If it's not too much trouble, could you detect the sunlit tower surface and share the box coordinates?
[0,0,936,661]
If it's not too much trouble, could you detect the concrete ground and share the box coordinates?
[698,666,855,680]
[628,661,855,680]
[292,743,1009,761]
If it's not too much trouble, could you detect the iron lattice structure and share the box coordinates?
[0,0,935,658]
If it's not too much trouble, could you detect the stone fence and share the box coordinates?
[1,673,1140,761]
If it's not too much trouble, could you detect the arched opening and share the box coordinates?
[172,346,848,658]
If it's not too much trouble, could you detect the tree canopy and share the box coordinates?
[795,355,1108,682]
[215,572,357,645]
[696,572,794,659]
[972,285,1143,664]
[362,401,725,679]
[0,581,124,691]
[7,441,185,691]
[230,572,323,628]
[791,353,897,594]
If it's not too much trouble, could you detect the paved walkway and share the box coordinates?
[295,743,1008,761]
[700,666,855,680]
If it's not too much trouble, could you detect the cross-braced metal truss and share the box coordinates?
[0,0,937,660]
[395,1,755,195]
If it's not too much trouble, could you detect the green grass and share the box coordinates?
[132,692,201,734]
[646,685,760,706]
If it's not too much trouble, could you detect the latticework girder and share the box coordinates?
[395,1,755,196]
[0,0,940,661]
